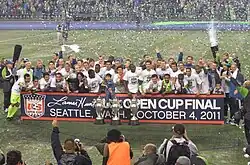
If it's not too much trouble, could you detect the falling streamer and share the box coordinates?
[208,20,218,47]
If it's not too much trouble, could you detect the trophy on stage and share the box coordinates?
[92,96,105,124]
[130,97,139,126]
[110,98,121,125]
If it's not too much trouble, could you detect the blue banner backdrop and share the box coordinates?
[20,92,224,124]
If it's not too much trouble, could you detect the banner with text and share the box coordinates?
[20,92,224,124]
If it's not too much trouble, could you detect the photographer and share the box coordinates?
[97,129,133,165]
[51,120,92,165]
[158,124,198,165]
[6,150,25,165]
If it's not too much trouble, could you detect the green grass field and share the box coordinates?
[0,30,249,165]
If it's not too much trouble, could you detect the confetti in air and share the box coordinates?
[61,44,80,53]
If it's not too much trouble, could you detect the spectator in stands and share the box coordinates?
[134,143,165,165]
[102,129,133,165]
[51,120,92,165]
[6,150,25,165]
[158,124,198,164]
[7,73,33,120]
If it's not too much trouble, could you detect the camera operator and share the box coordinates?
[51,120,92,165]
[96,129,133,165]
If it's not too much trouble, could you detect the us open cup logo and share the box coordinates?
[23,94,46,119]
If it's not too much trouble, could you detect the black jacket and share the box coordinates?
[243,88,250,120]
[51,127,92,165]
[1,67,15,93]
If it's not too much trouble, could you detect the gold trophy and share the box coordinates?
[130,97,139,125]
[92,96,105,124]
[110,98,121,125]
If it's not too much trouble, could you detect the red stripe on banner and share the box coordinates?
[21,92,224,98]
[20,116,224,125]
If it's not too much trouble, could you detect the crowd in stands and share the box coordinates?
[0,0,249,21]
[0,123,209,165]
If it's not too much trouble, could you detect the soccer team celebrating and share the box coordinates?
[0,48,246,123]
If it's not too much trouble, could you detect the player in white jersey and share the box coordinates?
[170,62,182,79]
[16,61,33,82]
[59,63,73,79]
[139,60,156,95]
[184,68,202,94]
[146,74,162,94]
[100,61,115,79]
[87,69,102,93]
[124,64,140,94]
[50,72,67,92]
[39,72,51,91]
[194,65,210,94]
[156,60,172,79]
[7,74,33,120]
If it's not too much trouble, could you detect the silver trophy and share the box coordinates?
[110,98,121,125]
[130,97,139,125]
[92,96,105,124]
